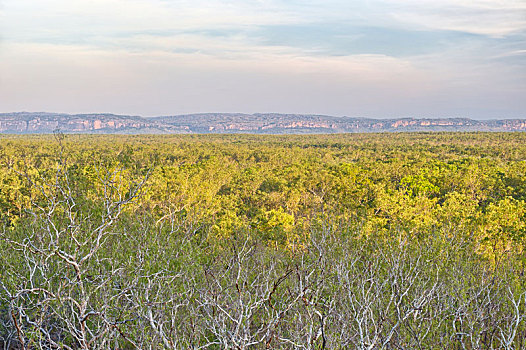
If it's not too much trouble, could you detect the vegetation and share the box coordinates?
[1,132,526,349]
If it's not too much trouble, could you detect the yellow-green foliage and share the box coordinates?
[1,132,526,258]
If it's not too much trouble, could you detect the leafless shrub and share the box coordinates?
[1,147,149,349]
[1,148,525,349]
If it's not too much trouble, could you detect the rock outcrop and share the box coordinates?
[1,112,525,134]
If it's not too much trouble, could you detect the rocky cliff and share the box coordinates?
[1,112,525,134]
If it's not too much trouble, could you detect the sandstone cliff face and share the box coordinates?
[0,113,186,134]
[1,112,525,134]
[155,114,526,133]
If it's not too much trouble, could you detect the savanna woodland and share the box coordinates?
[1,132,526,349]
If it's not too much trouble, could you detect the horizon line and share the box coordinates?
[1,111,525,121]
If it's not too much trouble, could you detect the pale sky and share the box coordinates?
[0,0,525,118]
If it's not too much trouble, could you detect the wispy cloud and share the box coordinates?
[2,0,524,58]
[0,0,524,118]
[384,0,526,37]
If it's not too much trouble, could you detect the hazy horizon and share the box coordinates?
[3,111,526,121]
[1,1,525,119]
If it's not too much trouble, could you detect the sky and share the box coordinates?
[0,0,525,118]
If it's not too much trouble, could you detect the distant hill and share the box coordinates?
[1,112,526,134]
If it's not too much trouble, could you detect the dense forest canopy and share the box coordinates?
[2,133,525,259]
[1,133,526,348]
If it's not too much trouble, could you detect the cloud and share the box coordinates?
[382,0,526,37]
[0,40,431,115]
[0,0,524,118]
[2,0,525,57]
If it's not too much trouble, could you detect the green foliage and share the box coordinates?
[1,132,526,255]
[2,132,526,348]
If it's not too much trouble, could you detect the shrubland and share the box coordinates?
[1,133,525,349]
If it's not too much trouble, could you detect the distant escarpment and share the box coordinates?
[1,112,526,134]
[0,112,188,134]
